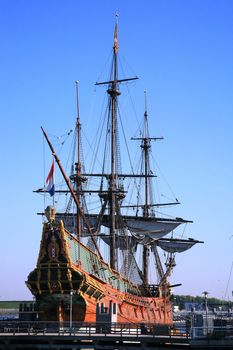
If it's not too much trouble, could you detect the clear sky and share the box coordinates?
[0,0,232,301]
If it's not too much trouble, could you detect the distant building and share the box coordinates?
[184,302,204,312]
[0,301,33,320]
[173,305,180,312]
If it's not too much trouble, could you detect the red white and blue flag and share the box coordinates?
[46,159,55,196]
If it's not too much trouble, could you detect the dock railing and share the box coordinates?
[0,320,188,338]
[1,320,233,341]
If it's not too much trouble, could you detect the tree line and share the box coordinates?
[173,295,233,310]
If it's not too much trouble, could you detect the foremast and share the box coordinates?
[132,92,163,287]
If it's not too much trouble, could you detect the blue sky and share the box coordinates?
[0,0,233,300]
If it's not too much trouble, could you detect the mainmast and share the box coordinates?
[96,16,138,270]
[75,81,82,241]
[108,16,119,270]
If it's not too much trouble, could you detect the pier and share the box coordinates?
[1,321,233,349]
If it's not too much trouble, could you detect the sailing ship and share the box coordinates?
[26,20,202,325]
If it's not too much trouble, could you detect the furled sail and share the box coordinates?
[85,214,186,240]
[55,213,94,236]
[124,217,182,239]
[100,234,133,250]
[156,238,200,253]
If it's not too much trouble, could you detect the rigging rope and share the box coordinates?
[151,153,179,204]
[224,260,233,300]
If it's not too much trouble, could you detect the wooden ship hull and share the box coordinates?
[26,220,172,324]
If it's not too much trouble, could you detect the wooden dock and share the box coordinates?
[0,321,233,349]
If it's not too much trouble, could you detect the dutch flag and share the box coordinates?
[46,159,55,196]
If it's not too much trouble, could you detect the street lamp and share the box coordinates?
[203,291,209,334]
[70,290,74,330]
[32,296,39,321]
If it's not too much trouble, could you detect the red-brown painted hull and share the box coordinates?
[81,271,171,324]
[26,221,173,325]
